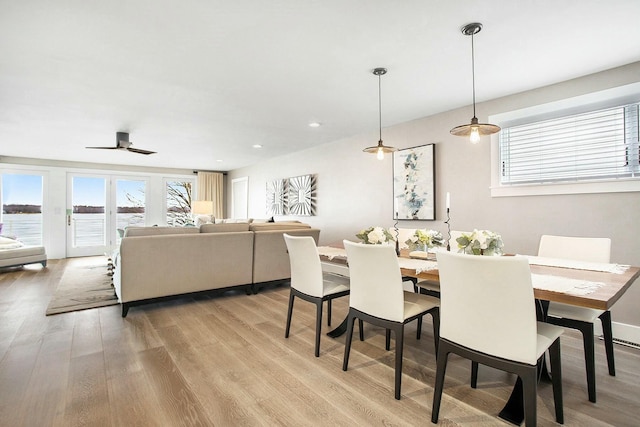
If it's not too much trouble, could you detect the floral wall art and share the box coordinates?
[393,144,435,220]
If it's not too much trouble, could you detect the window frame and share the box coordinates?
[490,83,640,197]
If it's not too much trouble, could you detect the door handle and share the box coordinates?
[67,215,71,226]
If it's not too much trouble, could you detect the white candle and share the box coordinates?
[445,192,450,210]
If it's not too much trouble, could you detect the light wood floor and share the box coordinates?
[1,258,639,426]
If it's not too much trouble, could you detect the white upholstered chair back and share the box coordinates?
[538,235,611,263]
[284,234,324,298]
[343,240,405,322]
[436,251,539,365]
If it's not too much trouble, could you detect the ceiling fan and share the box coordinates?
[86,132,156,155]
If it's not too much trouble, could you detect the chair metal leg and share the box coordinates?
[327,299,332,326]
[385,329,391,351]
[431,341,450,423]
[548,338,564,424]
[358,319,364,341]
[579,322,597,403]
[431,308,440,356]
[416,316,423,339]
[285,291,295,338]
[547,315,597,402]
[521,366,538,427]
[394,325,405,400]
[600,310,616,376]
[471,361,479,388]
[314,300,323,357]
[342,312,356,371]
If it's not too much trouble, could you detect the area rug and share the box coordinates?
[46,256,118,315]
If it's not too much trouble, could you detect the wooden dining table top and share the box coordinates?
[319,247,640,311]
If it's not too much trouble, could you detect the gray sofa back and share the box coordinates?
[200,223,251,233]
[116,231,254,303]
[124,226,199,237]
[252,228,320,283]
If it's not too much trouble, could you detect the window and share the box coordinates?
[1,173,44,246]
[490,83,640,197]
[500,102,639,185]
[165,180,193,226]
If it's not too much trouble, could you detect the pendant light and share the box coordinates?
[364,67,396,159]
[450,23,500,143]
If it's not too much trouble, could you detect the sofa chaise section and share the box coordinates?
[0,244,47,269]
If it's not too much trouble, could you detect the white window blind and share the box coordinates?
[499,103,640,185]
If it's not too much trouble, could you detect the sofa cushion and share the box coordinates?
[0,236,24,249]
[200,223,251,233]
[123,226,200,237]
[194,214,214,227]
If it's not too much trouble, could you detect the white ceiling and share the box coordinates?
[2,1,640,171]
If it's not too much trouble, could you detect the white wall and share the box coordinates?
[227,62,640,336]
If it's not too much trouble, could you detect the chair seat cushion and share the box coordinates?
[536,321,564,359]
[322,273,350,297]
[416,279,440,293]
[403,291,439,320]
[547,302,604,323]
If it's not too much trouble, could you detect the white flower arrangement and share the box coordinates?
[405,229,444,251]
[456,229,504,256]
[356,226,395,245]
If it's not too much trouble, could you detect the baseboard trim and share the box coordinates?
[594,321,640,347]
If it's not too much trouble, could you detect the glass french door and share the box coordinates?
[67,174,147,257]
[67,175,109,257]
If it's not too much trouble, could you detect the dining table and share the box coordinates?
[317,245,640,425]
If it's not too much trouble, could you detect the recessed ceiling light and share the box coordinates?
[216,159,223,162]
[252,144,263,149]
[309,122,321,128]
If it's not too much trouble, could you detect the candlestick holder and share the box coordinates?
[393,213,400,256]
[445,207,451,251]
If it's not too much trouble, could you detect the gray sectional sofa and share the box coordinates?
[113,221,319,317]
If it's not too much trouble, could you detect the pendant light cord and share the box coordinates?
[378,72,383,142]
[471,32,476,118]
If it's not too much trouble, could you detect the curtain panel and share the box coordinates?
[196,172,224,218]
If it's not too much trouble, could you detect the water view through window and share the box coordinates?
[1,173,43,246]
[71,177,147,248]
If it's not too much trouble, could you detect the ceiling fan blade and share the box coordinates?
[127,147,156,155]
[86,146,120,150]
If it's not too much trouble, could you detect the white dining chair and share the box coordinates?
[432,251,564,426]
[342,240,440,400]
[283,234,350,357]
[538,234,614,403]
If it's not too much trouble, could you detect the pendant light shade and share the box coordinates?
[450,23,500,143]
[364,67,396,159]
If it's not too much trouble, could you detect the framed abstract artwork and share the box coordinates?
[393,144,435,220]
[266,179,286,216]
[287,174,315,216]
